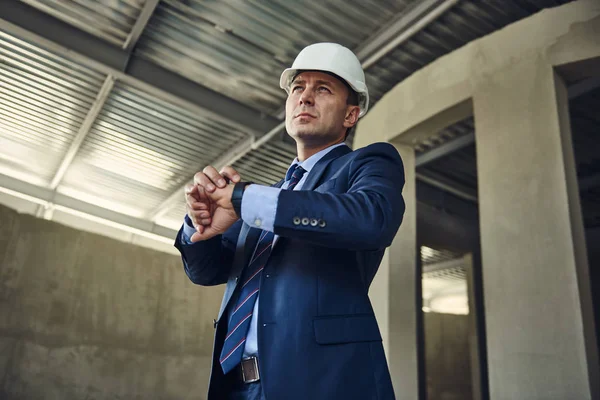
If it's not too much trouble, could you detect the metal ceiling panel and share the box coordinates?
[18,0,146,47]
[157,201,187,230]
[416,116,478,192]
[415,117,474,154]
[135,0,416,116]
[0,31,105,186]
[365,0,571,107]
[421,245,462,264]
[59,81,249,217]
[232,138,297,186]
[156,137,296,230]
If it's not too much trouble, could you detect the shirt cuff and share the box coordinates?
[241,184,280,232]
[181,215,196,244]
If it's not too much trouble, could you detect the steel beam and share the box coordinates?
[49,0,159,191]
[0,173,177,239]
[123,0,160,52]
[356,0,459,69]
[415,132,475,167]
[355,0,445,62]
[49,75,116,189]
[0,0,279,135]
[416,172,478,203]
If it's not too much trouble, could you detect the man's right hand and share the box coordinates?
[184,165,242,241]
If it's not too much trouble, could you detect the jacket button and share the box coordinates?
[301,217,310,226]
[293,217,301,225]
[310,218,318,226]
[319,219,326,228]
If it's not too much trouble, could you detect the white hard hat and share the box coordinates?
[280,43,369,117]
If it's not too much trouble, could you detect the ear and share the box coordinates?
[343,105,360,129]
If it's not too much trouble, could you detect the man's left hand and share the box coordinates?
[189,184,237,242]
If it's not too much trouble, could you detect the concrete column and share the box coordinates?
[474,56,598,399]
[465,252,488,400]
[387,144,420,398]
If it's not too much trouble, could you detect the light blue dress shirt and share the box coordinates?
[182,143,348,358]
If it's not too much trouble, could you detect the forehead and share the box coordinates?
[292,71,346,88]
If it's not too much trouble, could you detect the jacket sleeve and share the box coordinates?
[273,143,405,251]
[174,219,243,286]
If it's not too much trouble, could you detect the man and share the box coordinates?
[175,43,405,400]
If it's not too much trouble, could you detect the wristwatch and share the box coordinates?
[231,181,253,218]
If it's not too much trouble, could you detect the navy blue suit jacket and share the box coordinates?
[175,143,405,400]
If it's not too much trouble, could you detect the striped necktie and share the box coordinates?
[219,165,307,374]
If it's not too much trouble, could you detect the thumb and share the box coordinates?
[190,227,218,242]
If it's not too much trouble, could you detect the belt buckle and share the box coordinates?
[240,356,260,383]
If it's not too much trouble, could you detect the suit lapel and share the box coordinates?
[301,145,351,190]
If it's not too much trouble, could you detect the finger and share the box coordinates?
[198,210,211,218]
[185,184,201,202]
[188,208,210,225]
[197,185,211,203]
[199,217,212,225]
[190,231,203,242]
[184,183,196,195]
[202,165,227,189]
[193,171,216,192]
[187,195,209,210]
[219,166,241,183]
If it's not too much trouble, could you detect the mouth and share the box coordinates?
[295,113,316,119]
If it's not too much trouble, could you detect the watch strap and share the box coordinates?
[232,182,253,218]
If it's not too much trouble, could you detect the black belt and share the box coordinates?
[228,356,260,384]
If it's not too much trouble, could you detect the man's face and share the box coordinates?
[285,71,359,145]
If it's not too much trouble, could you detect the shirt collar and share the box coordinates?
[285,143,348,181]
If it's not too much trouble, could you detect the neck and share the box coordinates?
[296,137,345,161]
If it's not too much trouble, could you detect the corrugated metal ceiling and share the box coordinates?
[1,0,591,238]
[232,139,297,186]
[19,0,145,47]
[60,81,249,217]
[0,30,105,186]
[135,0,417,115]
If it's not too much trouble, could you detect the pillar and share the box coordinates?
[387,144,420,398]
[473,56,598,399]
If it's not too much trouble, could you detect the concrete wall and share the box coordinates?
[424,312,472,400]
[0,204,223,400]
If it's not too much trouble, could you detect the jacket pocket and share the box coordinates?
[313,314,382,345]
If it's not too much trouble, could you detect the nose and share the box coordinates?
[299,89,314,106]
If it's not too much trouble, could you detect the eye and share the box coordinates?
[318,86,331,93]
[291,85,303,93]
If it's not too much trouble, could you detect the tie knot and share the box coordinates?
[291,165,306,180]
[286,165,306,189]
